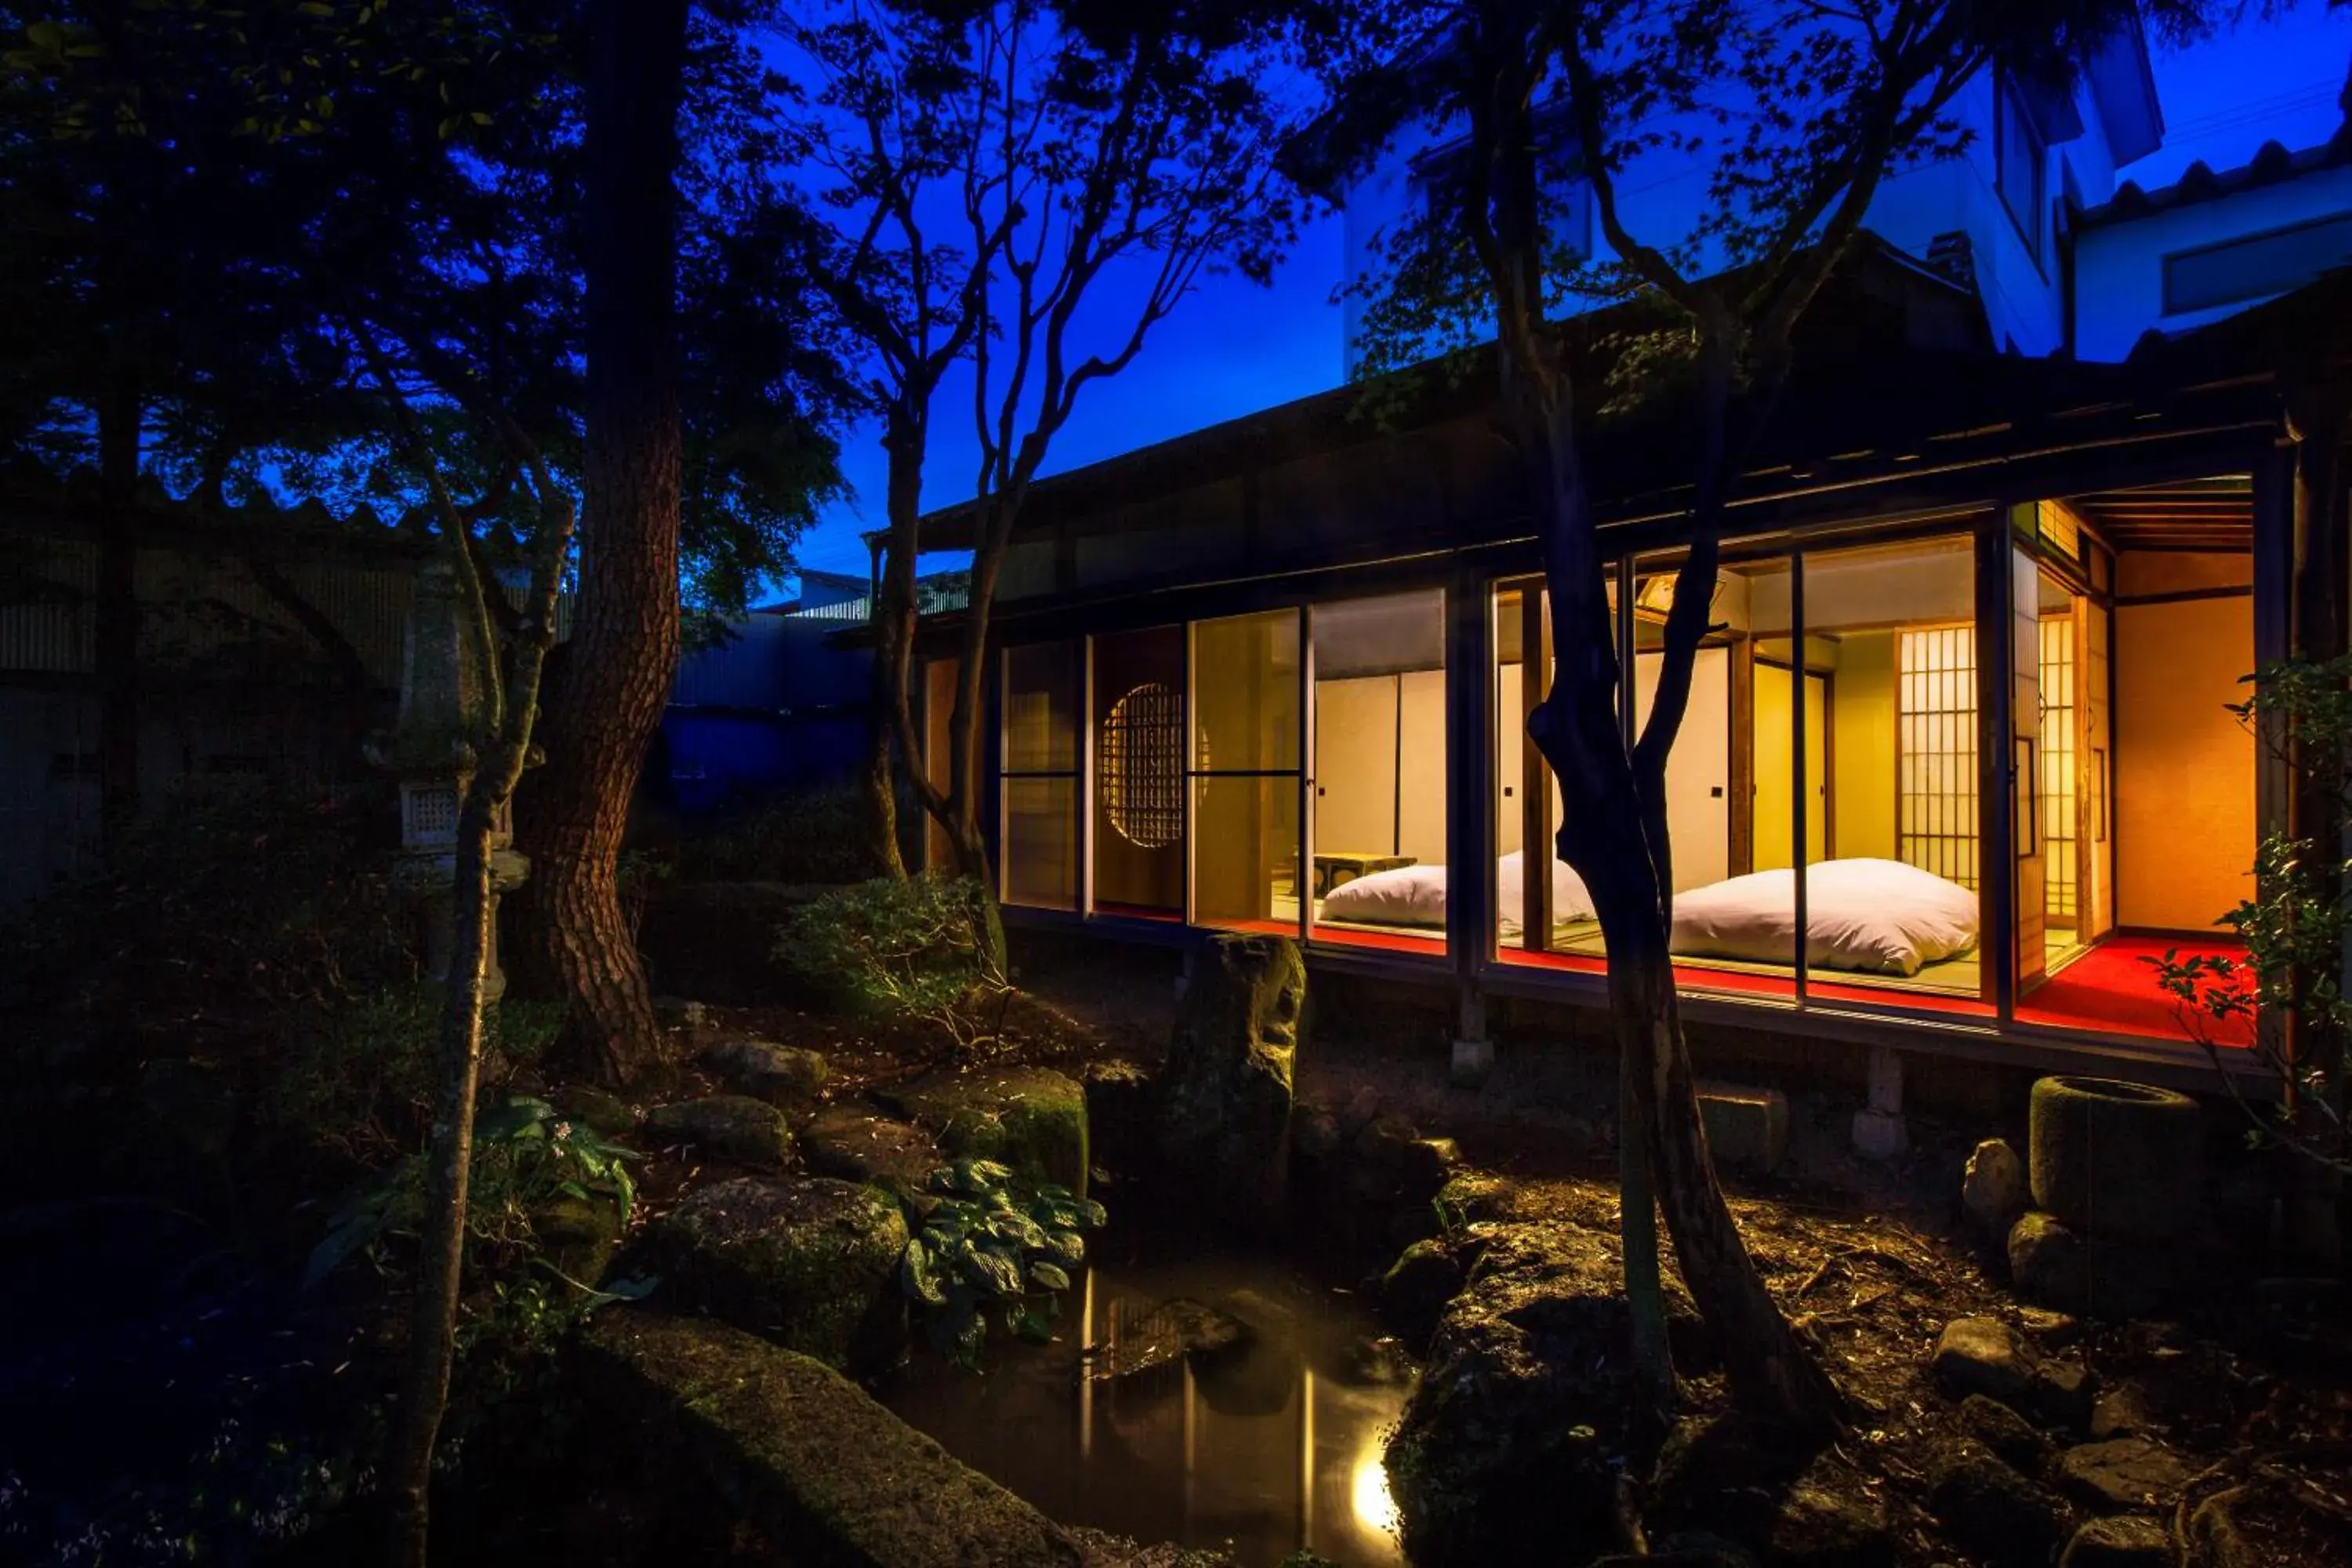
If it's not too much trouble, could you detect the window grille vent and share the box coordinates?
[1100,682,1182,849]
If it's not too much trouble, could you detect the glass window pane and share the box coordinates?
[1194,775,1300,931]
[1093,626,1186,919]
[1194,610,1301,774]
[1003,776,1077,910]
[1311,590,1446,950]
[1003,643,1077,772]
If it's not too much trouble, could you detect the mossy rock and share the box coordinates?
[551,1083,638,1139]
[1389,1218,1708,1566]
[801,1105,945,1200]
[577,1309,1085,1566]
[880,1067,1088,1196]
[702,1037,831,1105]
[644,1094,793,1168]
[535,1192,626,1287]
[1380,1237,1464,1353]
[650,1175,909,1374]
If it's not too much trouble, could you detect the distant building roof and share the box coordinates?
[2082,125,2352,230]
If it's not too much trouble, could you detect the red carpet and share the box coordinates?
[1209,919,2253,1047]
[2018,936,2255,1048]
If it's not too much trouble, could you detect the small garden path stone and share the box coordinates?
[644,1094,793,1168]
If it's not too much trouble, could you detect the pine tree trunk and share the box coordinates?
[96,367,140,844]
[510,0,688,1084]
[387,796,498,1568]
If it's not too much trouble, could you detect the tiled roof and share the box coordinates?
[2081,125,2352,230]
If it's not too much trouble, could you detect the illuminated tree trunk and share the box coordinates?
[511,0,688,1084]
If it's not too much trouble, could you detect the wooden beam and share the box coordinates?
[1446,565,1495,1005]
[1519,583,1552,950]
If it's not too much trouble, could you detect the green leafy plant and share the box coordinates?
[2150,653,2352,1173]
[776,873,1008,1047]
[896,1159,1105,1370]
[303,1095,643,1292]
[263,987,565,1163]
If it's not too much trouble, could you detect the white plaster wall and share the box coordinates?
[2074,162,2352,362]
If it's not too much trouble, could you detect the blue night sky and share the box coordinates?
[782,5,2352,586]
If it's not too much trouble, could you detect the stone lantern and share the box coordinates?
[367,551,531,1000]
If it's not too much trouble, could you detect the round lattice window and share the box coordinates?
[1101,681,1184,848]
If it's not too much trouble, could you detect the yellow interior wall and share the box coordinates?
[1754,664,1792,869]
[2115,594,2255,931]
[1831,633,1897,860]
[1752,663,1826,869]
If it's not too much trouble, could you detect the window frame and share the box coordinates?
[1992,74,2047,271]
[2161,212,2352,318]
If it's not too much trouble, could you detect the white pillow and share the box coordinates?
[1669,858,1977,975]
[1495,850,1597,924]
[1320,861,1449,925]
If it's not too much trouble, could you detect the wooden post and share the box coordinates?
[1519,583,1552,950]
[1976,512,2018,1022]
[1447,566,1496,1084]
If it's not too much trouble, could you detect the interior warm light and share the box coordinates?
[1350,1446,1399,1536]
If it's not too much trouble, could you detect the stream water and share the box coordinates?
[882,1232,1413,1568]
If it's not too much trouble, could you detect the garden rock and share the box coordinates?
[2060,1515,2174,1568]
[1083,1298,1245,1385]
[1929,1445,2067,1568]
[1651,1414,1892,1568]
[1156,934,1302,1217]
[1196,1287,1302,1417]
[649,1176,908,1374]
[882,1065,1089,1196]
[552,1083,637,1138]
[1959,1393,2053,1474]
[2053,1437,2193,1512]
[2010,1212,2174,1318]
[1388,1220,1698,1566]
[1291,1105,1343,1160]
[1932,1317,2090,1428]
[1933,1318,2038,1409]
[1081,1059,1157,1169]
[1963,1138,2029,1236]
[644,1094,792,1168]
[800,1105,942,1196]
[577,1310,1084,1566]
[702,1037,829,1105]
[2011,1210,2090,1308]
[2028,1076,2202,1244]
[1379,1237,1464,1352]
[535,1192,625,1287]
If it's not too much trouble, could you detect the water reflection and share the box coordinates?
[883,1251,1410,1567]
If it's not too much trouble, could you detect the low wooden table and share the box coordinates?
[1312,851,1417,898]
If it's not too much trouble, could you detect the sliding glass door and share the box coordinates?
[1190,608,1305,934]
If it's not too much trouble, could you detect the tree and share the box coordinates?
[779,0,1298,906]
[507,0,691,1087]
[359,346,575,1568]
[5,3,845,1085]
[1315,0,2216,1436]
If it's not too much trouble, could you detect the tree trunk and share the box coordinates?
[864,650,906,879]
[388,793,499,1568]
[1518,371,1842,1439]
[510,0,688,1084]
[96,365,140,844]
